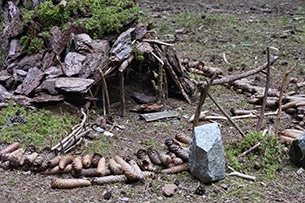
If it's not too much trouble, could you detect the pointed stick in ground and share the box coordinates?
[193,79,212,128]
[97,67,110,115]
[275,63,298,137]
[256,47,271,131]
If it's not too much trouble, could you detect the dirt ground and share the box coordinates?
[1,0,305,202]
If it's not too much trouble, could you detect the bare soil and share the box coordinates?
[1,0,305,202]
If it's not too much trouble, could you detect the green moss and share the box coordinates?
[16,0,139,54]
[19,36,44,54]
[225,131,285,179]
[0,103,77,150]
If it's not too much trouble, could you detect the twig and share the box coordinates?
[119,71,126,117]
[142,39,174,47]
[223,53,230,64]
[151,51,164,66]
[227,166,256,181]
[191,111,277,121]
[256,47,271,131]
[97,67,110,115]
[119,54,135,72]
[156,59,163,104]
[52,109,87,152]
[237,142,261,158]
[275,63,298,136]
[208,92,245,137]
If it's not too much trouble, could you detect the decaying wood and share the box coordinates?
[72,156,83,174]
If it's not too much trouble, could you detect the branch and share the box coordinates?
[210,56,278,85]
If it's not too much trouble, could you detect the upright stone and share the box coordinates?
[189,123,226,183]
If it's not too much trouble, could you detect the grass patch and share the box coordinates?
[0,103,77,150]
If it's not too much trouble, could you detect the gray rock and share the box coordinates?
[189,123,226,183]
[289,132,305,168]
[64,52,86,76]
[55,77,94,93]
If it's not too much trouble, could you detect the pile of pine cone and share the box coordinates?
[0,133,192,189]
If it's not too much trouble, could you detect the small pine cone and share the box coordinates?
[51,178,91,189]
[175,133,192,145]
[72,156,83,173]
[160,163,189,174]
[147,146,162,165]
[92,175,127,185]
[82,154,92,169]
[0,142,20,159]
[59,154,74,170]
[48,155,62,168]
[108,158,123,175]
[91,153,103,167]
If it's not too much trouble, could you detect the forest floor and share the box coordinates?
[1,0,305,202]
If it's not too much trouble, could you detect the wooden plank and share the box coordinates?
[140,111,179,122]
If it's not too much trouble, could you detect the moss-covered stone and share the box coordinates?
[19,0,139,54]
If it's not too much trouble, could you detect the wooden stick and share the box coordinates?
[97,67,111,115]
[192,79,212,128]
[237,142,261,158]
[208,92,245,137]
[227,166,256,181]
[256,47,271,131]
[119,71,126,117]
[119,54,135,72]
[156,51,164,104]
[142,39,174,47]
[275,64,298,136]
